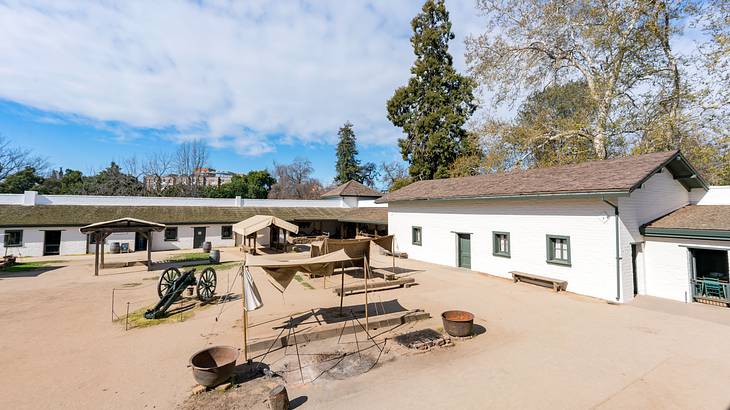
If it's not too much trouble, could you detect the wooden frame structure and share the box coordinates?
[80,218,165,276]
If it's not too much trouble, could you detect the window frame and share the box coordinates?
[492,231,511,258]
[411,226,422,246]
[221,225,233,240]
[546,234,571,266]
[164,227,179,242]
[3,230,23,247]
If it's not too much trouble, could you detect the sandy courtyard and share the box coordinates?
[2,247,730,409]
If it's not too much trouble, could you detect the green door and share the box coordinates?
[458,233,471,269]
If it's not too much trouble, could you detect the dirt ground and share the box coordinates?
[3,247,730,409]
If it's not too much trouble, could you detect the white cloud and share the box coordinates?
[0,0,484,155]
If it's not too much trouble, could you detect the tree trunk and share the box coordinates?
[268,385,289,410]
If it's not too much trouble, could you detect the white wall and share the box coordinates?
[643,237,730,302]
[388,198,618,301]
[691,186,730,205]
[618,168,691,300]
[1,228,88,257]
[151,224,236,251]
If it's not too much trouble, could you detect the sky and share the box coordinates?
[0,0,487,184]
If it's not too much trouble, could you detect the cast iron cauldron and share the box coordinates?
[441,310,474,337]
[189,345,239,387]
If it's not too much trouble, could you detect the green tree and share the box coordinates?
[387,0,476,180]
[206,171,276,199]
[334,122,361,184]
[36,168,85,194]
[0,167,44,193]
[83,162,144,196]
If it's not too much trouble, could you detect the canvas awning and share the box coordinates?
[233,215,299,237]
[245,249,356,292]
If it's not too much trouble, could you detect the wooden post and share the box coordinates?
[100,233,105,269]
[364,255,369,332]
[241,265,249,362]
[268,385,289,410]
[94,233,100,276]
[146,231,152,271]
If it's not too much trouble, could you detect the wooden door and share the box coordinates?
[458,233,471,269]
[193,227,206,248]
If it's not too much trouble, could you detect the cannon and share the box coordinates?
[144,267,217,320]
[156,266,217,301]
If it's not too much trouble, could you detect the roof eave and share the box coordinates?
[629,151,709,194]
[641,226,730,240]
[379,190,631,204]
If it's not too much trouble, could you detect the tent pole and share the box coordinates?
[339,265,345,315]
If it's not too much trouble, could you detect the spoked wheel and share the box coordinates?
[157,267,181,299]
[196,268,217,302]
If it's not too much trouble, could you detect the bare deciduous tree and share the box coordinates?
[175,140,209,185]
[0,135,47,181]
[267,158,324,199]
[465,0,686,159]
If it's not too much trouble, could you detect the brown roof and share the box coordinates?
[322,180,382,198]
[377,150,706,203]
[337,207,387,225]
[644,206,730,232]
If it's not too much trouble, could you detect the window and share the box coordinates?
[164,227,178,241]
[412,226,422,246]
[4,230,23,247]
[493,231,510,258]
[221,225,233,239]
[546,235,571,266]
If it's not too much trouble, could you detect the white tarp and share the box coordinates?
[242,267,263,311]
[233,215,299,237]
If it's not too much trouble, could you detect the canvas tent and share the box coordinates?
[233,215,299,254]
[245,248,355,292]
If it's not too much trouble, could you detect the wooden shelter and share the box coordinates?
[80,218,165,276]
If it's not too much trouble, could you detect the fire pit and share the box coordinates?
[441,310,474,337]
[189,345,239,387]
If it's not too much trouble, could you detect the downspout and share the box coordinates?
[602,197,621,302]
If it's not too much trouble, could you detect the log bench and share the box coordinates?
[510,271,567,292]
[334,277,416,296]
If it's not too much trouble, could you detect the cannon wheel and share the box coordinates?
[197,268,217,302]
[157,267,181,299]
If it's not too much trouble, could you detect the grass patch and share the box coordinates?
[294,274,314,290]
[117,304,194,329]
[0,260,63,273]
[182,261,242,273]
[169,252,210,262]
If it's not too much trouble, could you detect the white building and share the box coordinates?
[0,181,386,258]
[378,150,730,305]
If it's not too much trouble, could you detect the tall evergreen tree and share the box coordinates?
[334,122,361,184]
[387,0,476,180]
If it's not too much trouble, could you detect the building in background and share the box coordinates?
[143,168,238,191]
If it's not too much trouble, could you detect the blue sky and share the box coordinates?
[0,0,485,185]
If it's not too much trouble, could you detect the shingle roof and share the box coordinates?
[644,205,730,232]
[0,205,357,227]
[377,150,706,203]
[321,180,382,198]
[336,207,387,225]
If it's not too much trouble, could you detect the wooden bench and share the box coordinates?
[510,271,567,292]
[334,277,416,296]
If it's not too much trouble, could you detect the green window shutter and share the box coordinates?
[492,231,510,258]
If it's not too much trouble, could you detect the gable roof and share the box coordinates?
[376,150,707,203]
[322,180,382,198]
[0,204,387,228]
[641,205,730,240]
